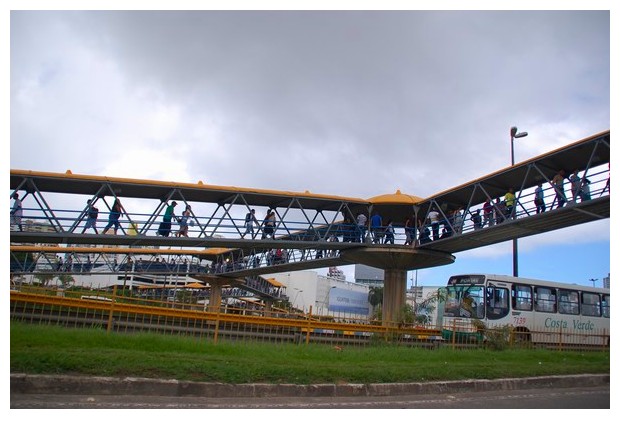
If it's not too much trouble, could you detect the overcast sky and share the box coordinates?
[6,5,614,287]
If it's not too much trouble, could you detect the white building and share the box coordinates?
[602,273,610,289]
[269,270,371,319]
[406,286,442,325]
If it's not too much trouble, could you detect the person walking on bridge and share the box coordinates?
[494,198,505,224]
[580,177,592,201]
[504,188,516,219]
[551,170,567,209]
[102,198,124,235]
[157,201,177,237]
[534,183,546,214]
[471,209,482,230]
[427,208,440,241]
[356,212,367,243]
[81,199,99,234]
[483,198,494,227]
[10,192,23,231]
[417,219,431,244]
[453,208,464,233]
[569,170,582,203]
[242,209,259,239]
[261,209,276,239]
[404,215,416,245]
[176,205,191,237]
[370,212,383,243]
[383,220,395,244]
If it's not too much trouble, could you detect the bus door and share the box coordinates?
[485,282,510,323]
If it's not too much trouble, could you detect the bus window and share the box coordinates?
[602,295,610,318]
[462,288,484,318]
[443,287,459,316]
[443,286,484,318]
[534,287,556,313]
[558,289,579,315]
[581,292,601,317]
[512,284,533,311]
[486,284,509,320]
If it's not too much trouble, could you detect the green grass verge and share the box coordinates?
[11,322,609,384]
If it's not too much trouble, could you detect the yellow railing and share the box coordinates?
[9,289,440,346]
[10,287,609,350]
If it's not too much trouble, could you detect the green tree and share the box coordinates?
[368,287,383,321]
[56,274,75,287]
[412,288,447,325]
[368,286,383,308]
[34,272,55,287]
[174,289,196,304]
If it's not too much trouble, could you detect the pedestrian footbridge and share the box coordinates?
[10,130,610,323]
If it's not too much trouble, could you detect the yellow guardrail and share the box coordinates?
[9,290,442,345]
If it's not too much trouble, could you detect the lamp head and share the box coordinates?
[511,127,528,139]
[510,126,518,137]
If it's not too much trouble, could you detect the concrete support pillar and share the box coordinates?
[382,268,407,327]
[264,300,272,317]
[208,284,222,312]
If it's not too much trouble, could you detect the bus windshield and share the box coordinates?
[443,285,484,318]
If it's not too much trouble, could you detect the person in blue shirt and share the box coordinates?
[102,198,124,235]
[370,212,383,243]
[535,183,546,213]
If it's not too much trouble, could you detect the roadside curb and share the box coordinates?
[10,373,609,398]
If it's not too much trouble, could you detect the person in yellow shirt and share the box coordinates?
[551,169,567,208]
[128,222,139,236]
[504,188,516,219]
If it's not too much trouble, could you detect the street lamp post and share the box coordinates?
[510,126,528,277]
[589,278,598,287]
[292,287,304,311]
[322,286,336,315]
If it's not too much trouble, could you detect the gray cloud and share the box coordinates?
[11,10,609,200]
[10,10,610,195]
[8,9,612,285]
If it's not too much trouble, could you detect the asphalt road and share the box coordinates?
[10,385,609,409]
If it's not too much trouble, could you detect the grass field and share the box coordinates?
[10,322,610,384]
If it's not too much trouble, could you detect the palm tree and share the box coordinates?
[368,286,383,310]
[412,288,447,325]
[34,272,55,287]
[56,274,75,288]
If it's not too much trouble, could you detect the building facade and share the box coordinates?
[270,270,371,319]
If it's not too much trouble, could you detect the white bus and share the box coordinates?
[438,274,610,346]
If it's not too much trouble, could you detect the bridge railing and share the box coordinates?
[416,165,610,243]
[10,165,610,247]
[9,162,611,276]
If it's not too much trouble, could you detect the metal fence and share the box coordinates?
[10,285,609,351]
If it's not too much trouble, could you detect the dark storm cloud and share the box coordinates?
[11,10,610,199]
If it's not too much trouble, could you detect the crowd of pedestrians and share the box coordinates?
[337,168,601,246]
[11,168,604,248]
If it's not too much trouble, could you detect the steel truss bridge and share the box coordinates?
[10,130,610,323]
